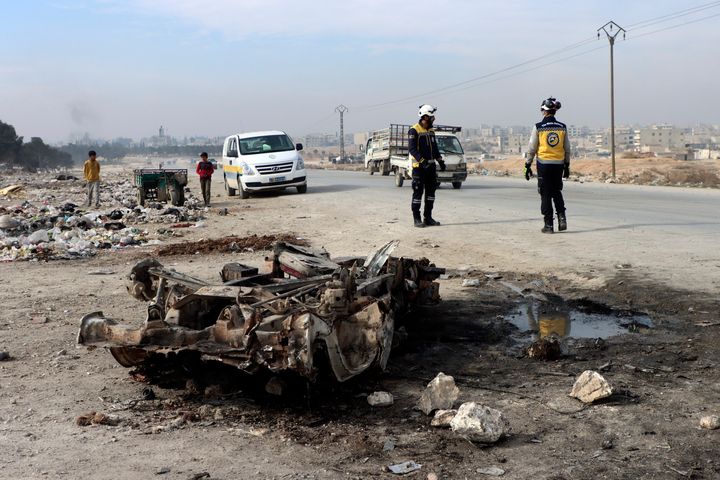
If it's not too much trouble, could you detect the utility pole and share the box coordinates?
[335,105,348,162]
[598,21,625,179]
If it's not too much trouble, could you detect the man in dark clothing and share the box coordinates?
[196,152,215,206]
[524,97,571,233]
[409,104,446,228]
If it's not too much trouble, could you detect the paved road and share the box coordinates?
[209,169,720,293]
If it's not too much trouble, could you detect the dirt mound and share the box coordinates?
[155,234,308,256]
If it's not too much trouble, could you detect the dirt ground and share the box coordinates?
[1,167,719,479]
[480,157,720,188]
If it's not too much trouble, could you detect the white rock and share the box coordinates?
[699,415,720,430]
[430,409,457,428]
[450,402,509,443]
[569,370,614,403]
[477,466,506,476]
[418,372,459,415]
[367,391,394,407]
[462,279,481,287]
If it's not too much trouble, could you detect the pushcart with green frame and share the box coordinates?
[133,169,187,206]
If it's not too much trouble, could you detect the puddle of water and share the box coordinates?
[506,303,653,339]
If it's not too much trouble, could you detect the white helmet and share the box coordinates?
[418,104,437,118]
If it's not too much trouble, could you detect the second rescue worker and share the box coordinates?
[409,104,445,228]
[524,97,571,233]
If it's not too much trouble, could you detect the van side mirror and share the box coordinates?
[295,143,303,151]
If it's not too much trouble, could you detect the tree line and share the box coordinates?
[0,120,72,170]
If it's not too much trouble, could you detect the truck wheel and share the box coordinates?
[381,159,391,176]
[395,169,404,187]
[238,179,250,199]
[296,184,307,194]
[137,188,145,206]
[369,165,374,176]
[225,175,237,196]
[452,181,462,190]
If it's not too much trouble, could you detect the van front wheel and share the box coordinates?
[238,179,250,199]
[296,184,307,194]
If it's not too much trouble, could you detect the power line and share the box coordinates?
[629,11,720,39]
[626,0,720,30]
[350,1,720,113]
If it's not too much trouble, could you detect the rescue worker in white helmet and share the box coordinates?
[524,97,571,233]
[408,104,445,227]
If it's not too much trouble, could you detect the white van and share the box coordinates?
[221,130,307,199]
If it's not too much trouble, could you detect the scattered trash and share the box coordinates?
[189,473,211,480]
[367,391,394,407]
[430,409,457,428]
[569,370,614,403]
[527,338,562,360]
[0,184,24,196]
[388,461,422,475]
[418,372,460,415]
[477,466,506,476]
[462,278,481,287]
[0,175,206,262]
[383,439,395,451]
[0,351,10,361]
[699,415,720,430]
[142,388,156,400]
[450,402,510,444]
[75,411,121,426]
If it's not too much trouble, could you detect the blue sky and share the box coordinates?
[1,0,718,142]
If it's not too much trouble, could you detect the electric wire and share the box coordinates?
[349,2,720,113]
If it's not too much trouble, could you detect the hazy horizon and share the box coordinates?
[2,1,719,143]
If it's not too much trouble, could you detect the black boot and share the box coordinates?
[424,216,441,227]
[541,218,554,234]
[557,213,567,231]
[413,213,425,228]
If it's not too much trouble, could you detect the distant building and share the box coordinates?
[634,124,688,152]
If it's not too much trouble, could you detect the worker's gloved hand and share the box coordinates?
[438,159,446,172]
[563,164,570,179]
[524,164,533,181]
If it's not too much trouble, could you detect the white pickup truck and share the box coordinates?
[363,124,468,189]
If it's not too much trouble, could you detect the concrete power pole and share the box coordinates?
[335,105,348,162]
[598,21,626,179]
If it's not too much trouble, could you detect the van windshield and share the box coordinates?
[436,136,464,155]
[239,134,295,155]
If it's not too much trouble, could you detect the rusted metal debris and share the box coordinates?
[78,241,444,383]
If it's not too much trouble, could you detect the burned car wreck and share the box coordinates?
[78,241,444,383]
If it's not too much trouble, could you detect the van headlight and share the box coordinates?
[458,162,467,170]
[239,162,255,176]
[296,158,305,170]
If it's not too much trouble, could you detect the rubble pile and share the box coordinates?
[0,173,205,261]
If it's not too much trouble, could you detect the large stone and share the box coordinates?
[430,409,457,428]
[450,402,509,443]
[569,370,614,403]
[417,372,460,415]
[699,415,720,430]
[367,391,394,407]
